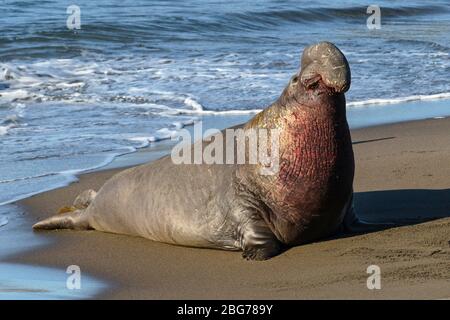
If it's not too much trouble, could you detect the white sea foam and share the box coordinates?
[128,118,197,147]
[0,126,9,136]
[152,128,179,141]
[131,129,179,144]
[347,92,450,107]
[184,97,204,111]
[172,118,197,129]
[128,136,152,148]
[53,81,86,88]
[0,89,30,102]
[0,124,14,136]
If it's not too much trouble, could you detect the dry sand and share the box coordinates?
[11,117,450,299]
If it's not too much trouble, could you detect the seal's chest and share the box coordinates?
[279,121,341,183]
[274,117,354,211]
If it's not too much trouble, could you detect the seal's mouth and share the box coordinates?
[294,73,336,95]
[302,74,322,91]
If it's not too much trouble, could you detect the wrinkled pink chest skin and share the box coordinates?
[244,87,355,245]
[274,95,354,243]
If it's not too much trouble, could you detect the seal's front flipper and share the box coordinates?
[240,215,282,261]
[242,241,282,261]
[33,210,91,231]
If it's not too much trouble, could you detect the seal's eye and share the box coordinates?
[291,76,299,85]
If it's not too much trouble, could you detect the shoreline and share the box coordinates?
[3,116,450,299]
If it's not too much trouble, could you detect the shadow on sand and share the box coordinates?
[354,188,450,225]
[315,188,450,245]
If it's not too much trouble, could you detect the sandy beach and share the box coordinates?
[9,117,450,299]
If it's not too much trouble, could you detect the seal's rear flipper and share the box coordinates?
[33,210,91,231]
[33,189,97,231]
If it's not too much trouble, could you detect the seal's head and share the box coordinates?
[278,41,351,109]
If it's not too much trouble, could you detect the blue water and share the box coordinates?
[0,203,107,299]
[0,1,449,214]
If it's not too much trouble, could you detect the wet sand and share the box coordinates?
[11,117,450,299]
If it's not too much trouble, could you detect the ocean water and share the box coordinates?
[0,203,106,299]
[0,1,450,211]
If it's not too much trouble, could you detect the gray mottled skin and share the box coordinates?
[33,42,384,260]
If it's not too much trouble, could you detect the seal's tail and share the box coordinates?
[32,189,96,231]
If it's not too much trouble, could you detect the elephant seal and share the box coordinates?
[33,42,379,260]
